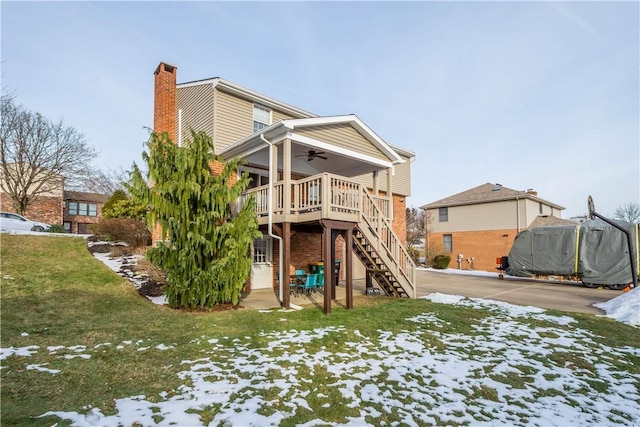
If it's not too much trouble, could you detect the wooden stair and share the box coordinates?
[354,191,416,298]
[353,228,410,297]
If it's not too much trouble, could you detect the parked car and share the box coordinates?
[0,212,50,232]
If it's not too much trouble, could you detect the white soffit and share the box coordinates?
[282,115,404,164]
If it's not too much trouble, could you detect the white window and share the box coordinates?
[253,238,272,263]
[253,104,271,133]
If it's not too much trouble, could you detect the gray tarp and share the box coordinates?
[507,219,639,285]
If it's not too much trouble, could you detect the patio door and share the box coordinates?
[251,237,273,289]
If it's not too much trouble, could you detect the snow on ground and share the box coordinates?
[2,299,635,426]
[5,247,640,425]
[0,229,91,238]
[594,287,640,327]
[92,250,168,306]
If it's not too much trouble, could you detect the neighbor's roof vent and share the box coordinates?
[492,183,502,191]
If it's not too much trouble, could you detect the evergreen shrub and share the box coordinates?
[432,254,451,269]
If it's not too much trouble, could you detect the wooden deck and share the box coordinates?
[240,172,391,225]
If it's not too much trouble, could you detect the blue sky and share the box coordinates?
[2,1,638,218]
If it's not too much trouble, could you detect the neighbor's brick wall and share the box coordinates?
[428,228,517,272]
[63,200,106,234]
[1,192,63,225]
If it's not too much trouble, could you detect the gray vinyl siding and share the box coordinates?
[272,109,295,123]
[351,154,412,196]
[214,89,298,151]
[176,84,215,145]
[296,124,389,162]
[392,157,411,196]
[215,89,254,151]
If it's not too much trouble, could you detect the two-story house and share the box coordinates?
[153,62,416,312]
[422,182,570,272]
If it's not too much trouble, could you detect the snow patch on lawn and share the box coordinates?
[594,286,640,326]
[17,302,638,426]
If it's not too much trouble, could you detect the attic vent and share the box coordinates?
[493,183,502,191]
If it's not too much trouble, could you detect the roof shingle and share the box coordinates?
[421,182,565,210]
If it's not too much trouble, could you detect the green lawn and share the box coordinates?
[1,234,639,426]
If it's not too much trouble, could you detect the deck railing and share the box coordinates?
[240,173,390,220]
[360,191,416,293]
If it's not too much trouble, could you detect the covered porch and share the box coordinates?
[221,115,413,313]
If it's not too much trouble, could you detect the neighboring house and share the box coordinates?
[0,164,109,232]
[0,164,64,226]
[421,183,569,272]
[153,62,417,311]
[63,191,109,234]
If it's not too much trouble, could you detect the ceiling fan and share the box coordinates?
[296,149,328,161]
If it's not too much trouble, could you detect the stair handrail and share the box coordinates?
[360,189,416,297]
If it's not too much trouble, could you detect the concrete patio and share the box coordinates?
[240,278,371,311]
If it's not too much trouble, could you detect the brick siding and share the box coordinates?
[428,229,517,272]
[1,192,63,225]
[154,63,177,142]
[392,194,407,246]
[271,232,346,291]
[63,201,105,234]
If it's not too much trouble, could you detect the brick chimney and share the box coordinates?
[153,62,177,141]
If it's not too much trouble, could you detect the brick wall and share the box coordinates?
[151,62,176,244]
[63,201,105,234]
[428,229,517,272]
[154,63,177,142]
[270,231,346,291]
[392,194,407,246]
[1,192,63,225]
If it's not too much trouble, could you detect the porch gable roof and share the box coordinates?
[220,114,405,167]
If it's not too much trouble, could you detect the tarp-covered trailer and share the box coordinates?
[505,218,640,290]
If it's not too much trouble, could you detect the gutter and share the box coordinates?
[260,133,284,305]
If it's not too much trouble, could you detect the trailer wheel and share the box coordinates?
[607,283,627,291]
[582,282,599,288]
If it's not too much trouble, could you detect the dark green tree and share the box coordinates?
[102,189,147,219]
[102,189,128,217]
[128,130,261,309]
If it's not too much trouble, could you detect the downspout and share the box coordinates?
[260,133,284,304]
[515,196,521,232]
[178,109,182,146]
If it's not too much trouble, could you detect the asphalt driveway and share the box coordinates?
[414,269,622,315]
[243,269,622,315]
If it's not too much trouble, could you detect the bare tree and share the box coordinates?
[423,209,442,264]
[68,167,127,196]
[406,206,425,250]
[0,94,96,214]
[614,203,640,223]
